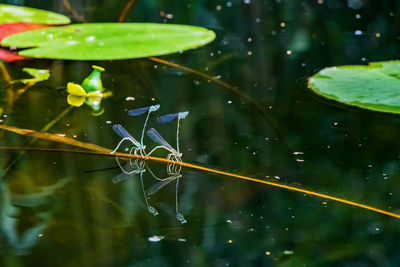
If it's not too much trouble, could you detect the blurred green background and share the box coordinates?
[1,0,400,266]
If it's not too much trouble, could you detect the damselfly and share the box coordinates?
[128,104,160,147]
[111,104,160,156]
[111,124,146,156]
[157,111,189,154]
[146,127,182,163]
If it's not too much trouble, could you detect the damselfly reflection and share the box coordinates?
[147,162,186,224]
[112,159,158,216]
[113,158,187,224]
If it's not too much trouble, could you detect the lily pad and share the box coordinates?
[308,61,400,114]
[1,23,216,60]
[0,4,70,24]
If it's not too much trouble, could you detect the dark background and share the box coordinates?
[1,0,400,266]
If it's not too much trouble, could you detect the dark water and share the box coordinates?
[1,0,400,266]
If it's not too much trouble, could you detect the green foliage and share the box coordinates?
[308,61,400,114]
[11,68,50,84]
[1,23,216,60]
[81,65,104,93]
[0,4,70,24]
[66,65,110,116]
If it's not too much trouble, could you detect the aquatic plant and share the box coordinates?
[10,67,50,84]
[1,23,215,60]
[67,65,111,115]
[0,4,70,24]
[308,61,400,114]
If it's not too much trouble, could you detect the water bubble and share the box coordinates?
[148,235,164,242]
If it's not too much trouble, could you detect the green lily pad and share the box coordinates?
[308,61,400,114]
[11,68,50,84]
[0,4,70,24]
[1,23,216,60]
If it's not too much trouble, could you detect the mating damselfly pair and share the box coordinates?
[110,104,189,224]
[110,104,188,163]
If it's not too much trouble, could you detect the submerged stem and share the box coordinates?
[0,61,11,83]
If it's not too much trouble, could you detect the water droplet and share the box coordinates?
[86,36,95,41]
[148,235,164,242]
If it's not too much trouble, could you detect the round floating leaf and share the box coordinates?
[1,23,216,60]
[308,61,400,114]
[0,4,70,24]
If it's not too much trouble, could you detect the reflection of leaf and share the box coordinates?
[0,174,69,254]
[0,4,70,24]
[1,23,216,60]
[67,95,85,107]
[308,61,400,114]
[12,177,71,207]
[11,68,50,84]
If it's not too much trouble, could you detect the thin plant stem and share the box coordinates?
[147,56,287,145]
[0,61,11,83]
[62,0,87,23]
[2,106,75,176]
[118,0,137,22]
[0,145,398,219]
